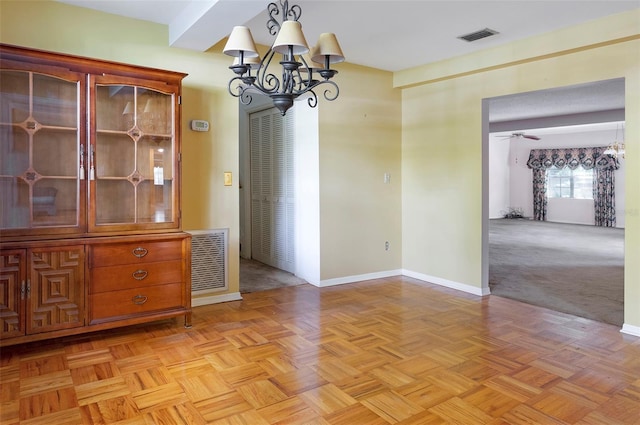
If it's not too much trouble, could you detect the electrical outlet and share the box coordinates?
[385,241,390,251]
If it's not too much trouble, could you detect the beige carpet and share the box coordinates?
[489,219,624,326]
[239,257,308,293]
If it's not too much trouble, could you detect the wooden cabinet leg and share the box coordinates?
[184,312,192,328]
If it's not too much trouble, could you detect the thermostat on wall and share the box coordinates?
[190,120,209,132]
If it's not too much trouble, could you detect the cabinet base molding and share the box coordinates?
[0,310,191,347]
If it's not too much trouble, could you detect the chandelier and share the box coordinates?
[604,123,626,159]
[223,0,344,115]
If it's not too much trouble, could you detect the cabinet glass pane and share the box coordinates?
[137,89,172,135]
[137,136,172,180]
[33,129,78,176]
[136,136,173,223]
[95,180,134,224]
[32,179,78,226]
[0,71,29,124]
[0,177,76,228]
[0,177,29,229]
[0,70,81,231]
[95,133,134,177]
[0,126,29,176]
[96,85,134,132]
[137,180,173,223]
[94,83,175,227]
[33,74,78,128]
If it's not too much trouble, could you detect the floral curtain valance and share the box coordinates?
[526,146,619,171]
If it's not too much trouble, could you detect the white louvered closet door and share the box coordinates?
[249,107,295,273]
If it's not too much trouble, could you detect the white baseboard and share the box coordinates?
[402,269,490,296]
[192,292,242,307]
[621,323,640,338]
[309,269,489,297]
[317,269,403,287]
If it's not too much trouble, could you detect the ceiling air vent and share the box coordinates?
[457,28,499,42]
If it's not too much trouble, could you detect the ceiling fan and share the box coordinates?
[503,132,541,140]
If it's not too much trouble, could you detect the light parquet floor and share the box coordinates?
[2,276,640,424]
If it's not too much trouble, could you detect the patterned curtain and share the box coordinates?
[594,168,616,227]
[526,147,619,226]
[532,169,547,221]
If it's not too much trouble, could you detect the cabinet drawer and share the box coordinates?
[91,240,183,267]
[91,260,183,293]
[90,282,183,322]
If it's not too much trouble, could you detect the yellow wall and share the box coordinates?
[399,9,640,328]
[319,63,402,280]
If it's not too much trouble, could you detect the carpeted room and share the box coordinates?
[488,111,626,326]
[489,218,624,325]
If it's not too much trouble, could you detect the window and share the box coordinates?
[546,166,593,199]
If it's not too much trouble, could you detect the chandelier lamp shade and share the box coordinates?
[223,0,345,115]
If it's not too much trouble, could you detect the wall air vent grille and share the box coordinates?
[458,28,499,42]
[188,229,228,294]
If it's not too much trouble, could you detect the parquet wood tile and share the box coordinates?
[460,385,522,418]
[74,376,130,406]
[484,374,544,402]
[429,396,495,424]
[235,380,288,409]
[2,276,640,424]
[396,381,453,410]
[360,390,424,423]
[529,391,594,423]
[321,402,389,425]
[254,396,317,425]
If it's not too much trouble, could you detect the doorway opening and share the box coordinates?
[483,79,625,326]
[240,106,302,293]
[238,99,321,292]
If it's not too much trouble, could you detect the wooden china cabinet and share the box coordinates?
[0,44,191,346]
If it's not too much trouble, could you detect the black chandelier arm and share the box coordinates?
[267,0,302,36]
[256,52,281,93]
[286,2,302,21]
[255,72,281,95]
[281,63,299,94]
[315,79,339,102]
[227,79,256,106]
[238,88,254,106]
[292,67,307,93]
[227,76,247,99]
[266,2,281,35]
[295,78,339,109]
[305,89,318,109]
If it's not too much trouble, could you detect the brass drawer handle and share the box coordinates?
[132,294,148,305]
[132,247,148,258]
[132,269,148,280]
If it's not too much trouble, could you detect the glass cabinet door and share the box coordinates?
[0,68,85,236]
[90,78,178,232]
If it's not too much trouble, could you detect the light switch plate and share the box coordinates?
[224,171,232,186]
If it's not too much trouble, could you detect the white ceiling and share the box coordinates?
[54,0,634,124]
[55,0,639,72]
[488,78,625,124]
